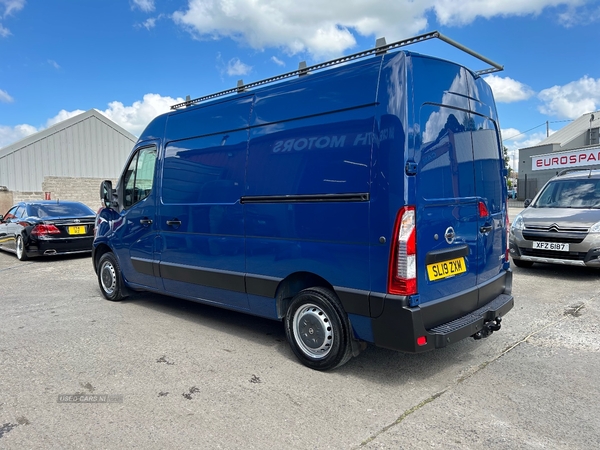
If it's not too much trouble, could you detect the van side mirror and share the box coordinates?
[524,199,531,208]
[100,180,116,208]
[0,215,3,222]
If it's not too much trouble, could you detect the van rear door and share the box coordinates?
[416,104,506,313]
[470,115,505,286]
[416,105,479,309]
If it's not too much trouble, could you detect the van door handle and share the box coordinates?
[140,218,153,226]
[166,219,182,227]
[480,225,493,234]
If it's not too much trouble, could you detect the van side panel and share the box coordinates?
[164,95,253,142]
[156,98,251,309]
[368,52,409,296]
[244,61,380,314]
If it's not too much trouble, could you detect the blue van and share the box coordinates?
[94,32,513,370]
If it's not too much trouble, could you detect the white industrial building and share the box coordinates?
[518,112,600,200]
[0,109,137,212]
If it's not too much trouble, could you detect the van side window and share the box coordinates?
[162,133,245,204]
[123,146,157,209]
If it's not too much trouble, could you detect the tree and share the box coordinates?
[503,146,512,177]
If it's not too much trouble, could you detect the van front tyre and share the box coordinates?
[97,252,127,301]
[284,287,353,371]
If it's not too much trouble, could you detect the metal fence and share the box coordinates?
[518,176,539,202]
[507,199,525,209]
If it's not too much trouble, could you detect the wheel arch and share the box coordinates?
[93,243,113,273]
[274,271,334,320]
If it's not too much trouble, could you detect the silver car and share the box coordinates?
[509,169,600,268]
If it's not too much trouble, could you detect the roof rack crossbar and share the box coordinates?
[557,168,598,177]
[170,30,503,110]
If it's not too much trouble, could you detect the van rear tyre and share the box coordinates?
[97,252,128,301]
[284,287,353,371]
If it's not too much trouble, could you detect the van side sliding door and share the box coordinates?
[157,132,249,309]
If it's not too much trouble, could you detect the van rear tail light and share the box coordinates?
[388,206,417,296]
[31,224,61,236]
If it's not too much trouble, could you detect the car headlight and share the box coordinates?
[512,215,524,231]
[590,221,600,233]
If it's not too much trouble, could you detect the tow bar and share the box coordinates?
[472,316,502,340]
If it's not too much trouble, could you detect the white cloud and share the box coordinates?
[0,0,25,37]
[0,123,37,148]
[0,88,13,103]
[171,0,585,58]
[172,0,429,59]
[226,57,252,76]
[502,126,554,162]
[501,127,523,143]
[45,109,86,128]
[1,0,25,17]
[502,128,553,170]
[484,75,535,103]
[271,56,285,67]
[503,127,550,146]
[432,0,583,25]
[99,93,185,136]
[0,93,184,149]
[538,75,600,119]
[131,0,155,13]
[48,59,61,70]
[141,17,156,30]
[558,2,600,27]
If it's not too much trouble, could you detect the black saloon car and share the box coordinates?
[0,201,96,261]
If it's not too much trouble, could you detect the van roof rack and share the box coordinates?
[170,30,503,110]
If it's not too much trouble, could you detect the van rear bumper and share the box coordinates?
[368,271,514,353]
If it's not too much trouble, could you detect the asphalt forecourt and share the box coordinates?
[0,252,598,448]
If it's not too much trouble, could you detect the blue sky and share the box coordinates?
[1,0,600,171]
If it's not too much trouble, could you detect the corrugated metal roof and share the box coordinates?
[0,109,136,157]
[536,111,600,148]
[0,109,138,191]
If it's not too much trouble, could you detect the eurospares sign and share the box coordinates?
[532,147,600,171]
